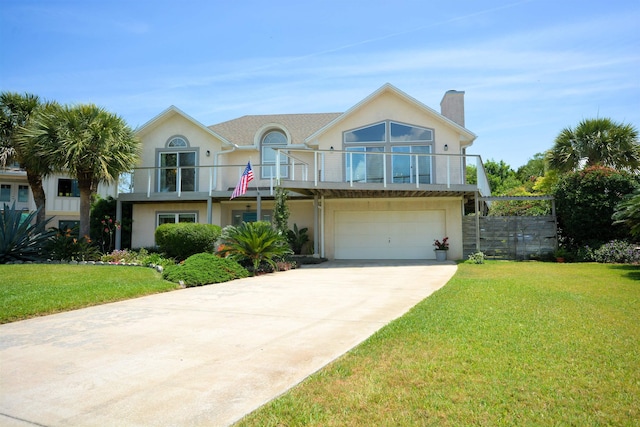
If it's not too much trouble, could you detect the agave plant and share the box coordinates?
[217,221,292,273]
[0,202,53,263]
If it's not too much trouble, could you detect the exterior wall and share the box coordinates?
[133,113,225,194]
[323,197,464,260]
[131,198,316,252]
[131,202,212,249]
[314,91,466,184]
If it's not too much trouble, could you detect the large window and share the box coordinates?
[157,212,197,225]
[261,130,288,178]
[57,179,80,197]
[0,184,10,202]
[158,136,196,192]
[344,121,434,184]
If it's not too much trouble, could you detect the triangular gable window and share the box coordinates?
[344,122,386,143]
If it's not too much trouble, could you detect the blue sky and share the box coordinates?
[1,0,638,168]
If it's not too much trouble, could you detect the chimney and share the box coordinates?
[440,90,465,127]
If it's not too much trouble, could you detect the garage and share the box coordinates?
[334,210,446,259]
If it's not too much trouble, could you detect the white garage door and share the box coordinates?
[334,210,446,259]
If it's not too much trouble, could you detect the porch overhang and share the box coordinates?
[279,180,479,199]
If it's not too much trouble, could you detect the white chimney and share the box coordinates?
[440,90,465,127]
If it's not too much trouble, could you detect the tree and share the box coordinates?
[517,153,546,192]
[273,186,290,236]
[21,104,140,238]
[0,92,52,226]
[553,166,638,247]
[613,188,640,238]
[546,118,640,173]
[483,159,523,195]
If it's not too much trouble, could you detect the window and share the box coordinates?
[18,185,29,202]
[167,137,188,148]
[157,212,197,225]
[345,147,384,183]
[343,121,434,184]
[158,136,197,192]
[392,146,431,184]
[344,122,386,143]
[0,184,10,201]
[261,130,288,178]
[58,179,80,197]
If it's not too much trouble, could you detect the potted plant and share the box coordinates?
[554,247,569,263]
[433,237,449,261]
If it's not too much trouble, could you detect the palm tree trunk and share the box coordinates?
[26,170,47,227]
[77,174,94,239]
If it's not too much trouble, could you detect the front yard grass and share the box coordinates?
[0,264,178,323]
[236,262,640,426]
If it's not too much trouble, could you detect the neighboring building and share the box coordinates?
[119,83,491,260]
[0,163,116,231]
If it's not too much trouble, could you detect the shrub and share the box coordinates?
[154,223,221,260]
[0,202,53,263]
[101,249,138,264]
[45,227,101,261]
[586,240,640,264]
[163,253,248,286]
[467,251,486,264]
[217,221,293,273]
[287,223,310,255]
[553,166,638,247]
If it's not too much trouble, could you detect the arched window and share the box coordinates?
[167,136,188,148]
[158,136,197,192]
[261,130,288,178]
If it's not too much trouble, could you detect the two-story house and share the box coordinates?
[119,84,490,260]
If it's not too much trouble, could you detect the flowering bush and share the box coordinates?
[467,251,486,264]
[433,237,449,250]
[583,240,640,264]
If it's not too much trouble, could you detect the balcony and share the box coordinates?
[117,149,491,201]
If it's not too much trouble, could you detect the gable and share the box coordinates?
[306,84,476,146]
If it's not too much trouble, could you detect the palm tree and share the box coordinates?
[21,104,140,238]
[0,92,52,226]
[546,118,640,173]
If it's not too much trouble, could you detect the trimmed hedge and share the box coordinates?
[154,223,221,260]
[163,253,249,287]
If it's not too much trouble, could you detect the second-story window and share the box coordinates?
[158,136,197,192]
[344,121,434,184]
[261,130,288,179]
[57,179,80,197]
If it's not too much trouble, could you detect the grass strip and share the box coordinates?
[0,264,178,323]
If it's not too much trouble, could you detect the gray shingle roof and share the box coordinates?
[209,113,342,146]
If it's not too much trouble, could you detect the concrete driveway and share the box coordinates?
[0,260,456,427]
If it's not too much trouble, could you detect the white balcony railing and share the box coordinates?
[119,149,491,198]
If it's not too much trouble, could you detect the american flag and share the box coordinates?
[230,162,254,199]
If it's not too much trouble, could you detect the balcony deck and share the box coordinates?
[118,149,491,202]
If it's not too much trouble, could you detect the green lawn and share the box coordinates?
[0,264,178,323]
[236,262,640,426]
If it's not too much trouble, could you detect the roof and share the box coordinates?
[209,113,341,147]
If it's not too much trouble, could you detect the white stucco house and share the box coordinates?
[0,166,116,231]
[118,83,491,260]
